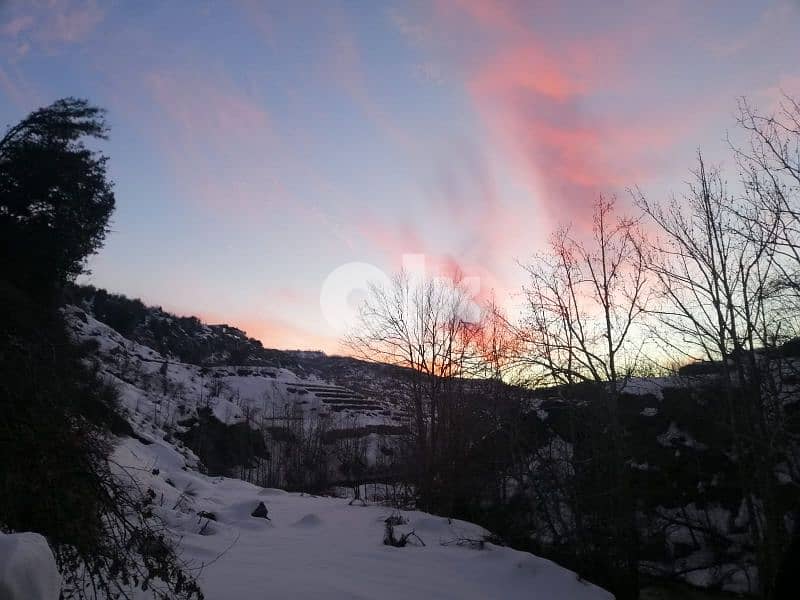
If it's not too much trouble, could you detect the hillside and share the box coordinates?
[57,296,613,599]
[65,303,410,487]
[65,287,800,597]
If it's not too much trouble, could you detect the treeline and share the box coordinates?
[0,100,203,598]
[69,284,289,366]
[348,97,800,599]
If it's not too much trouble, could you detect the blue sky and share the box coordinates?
[2,0,799,352]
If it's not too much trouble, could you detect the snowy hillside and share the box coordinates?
[113,434,611,600]
[54,306,614,599]
[65,297,797,597]
[66,304,407,437]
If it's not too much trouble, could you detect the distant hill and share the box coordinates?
[68,284,293,367]
[67,283,441,410]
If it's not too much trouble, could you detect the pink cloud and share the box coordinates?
[0,64,40,109]
[428,1,726,232]
[355,213,428,268]
[272,287,308,306]
[1,15,34,37]
[334,1,740,314]
[758,74,800,112]
[353,207,516,311]
[144,69,279,214]
[46,0,104,44]
[147,71,270,143]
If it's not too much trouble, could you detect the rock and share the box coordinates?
[251,501,270,520]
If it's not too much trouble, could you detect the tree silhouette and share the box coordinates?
[0,97,115,298]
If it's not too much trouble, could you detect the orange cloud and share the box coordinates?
[236,316,343,355]
[193,309,344,355]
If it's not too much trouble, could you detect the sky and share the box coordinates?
[1,0,799,354]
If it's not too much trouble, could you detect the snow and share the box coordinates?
[0,532,60,600]
[644,502,757,594]
[113,436,611,600]
[65,306,401,432]
[60,305,613,598]
[657,422,708,450]
[622,376,683,399]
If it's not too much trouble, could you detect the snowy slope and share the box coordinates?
[63,298,800,597]
[60,306,613,598]
[66,305,407,432]
[115,435,611,600]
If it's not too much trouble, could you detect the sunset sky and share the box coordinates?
[1,1,799,353]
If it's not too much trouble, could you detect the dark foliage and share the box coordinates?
[68,283,290,366]
[0,98,202,598]
[677,361,725,377]
[433,378,799,598]
[0,98,115,298]
[0,283,203,599]
[178,407,269,475]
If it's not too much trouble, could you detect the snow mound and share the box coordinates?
[0,532,60,600]
[291,513,323,527]
[258,488,289,496]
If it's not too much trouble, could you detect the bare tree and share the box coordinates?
[520,196,650,389]
[346,270,481,509]
[518,196,650,598]
[735,93,800,501]
[736,95,800,308]
[634,151,794,598]
[333,415,370,504]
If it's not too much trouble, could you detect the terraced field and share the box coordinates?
[283,382,412,421]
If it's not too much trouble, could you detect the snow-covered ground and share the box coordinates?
[54,306,613,598]
[115,435,610,600]
[65,306,405,432]
[0,532,60,600]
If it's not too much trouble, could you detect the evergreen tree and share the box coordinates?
[0,99,202,599]
[0,98,115,298]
